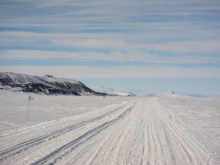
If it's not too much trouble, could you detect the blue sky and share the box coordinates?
[0,0,220,95]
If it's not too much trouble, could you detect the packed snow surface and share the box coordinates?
[0,91,219,165]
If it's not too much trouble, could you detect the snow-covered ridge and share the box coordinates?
[92,86,217,97]
[0,72,103,96]
[92,86,179,97]
[1,72,79,85]
[91,86,134,96]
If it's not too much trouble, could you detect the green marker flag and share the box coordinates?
[29,96,34,101]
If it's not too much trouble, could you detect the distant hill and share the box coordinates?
[91,86,213,97]
[0,72,215,97]
[92,86,177,97]
[91,86,134,97]
[0,72,105,96]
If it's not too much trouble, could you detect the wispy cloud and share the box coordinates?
[0,0,219,85]
[1,30,220,53]
[52,39,220,53]
[1,0,219,39]
[0,65,219,78]
[1,50,219,64]
[52,39,126,49]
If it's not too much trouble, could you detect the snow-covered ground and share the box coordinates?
[0,90,219,165]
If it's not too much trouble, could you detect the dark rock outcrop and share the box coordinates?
[0,72,106,96]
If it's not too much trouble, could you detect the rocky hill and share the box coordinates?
[0,72,105,96]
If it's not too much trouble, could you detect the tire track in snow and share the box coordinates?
[71,105,135,165]
[0,102,132,163]
[0,98,215,165]
[154,99,214,165]
[31,104,135,165]
[161,123,177,165]
[155,101,211,164]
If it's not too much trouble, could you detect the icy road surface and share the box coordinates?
[0,93,219,164]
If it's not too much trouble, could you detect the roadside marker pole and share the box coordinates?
[27,99,29,122]
[27,96,34,122]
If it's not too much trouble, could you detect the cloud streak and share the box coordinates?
[0,0,219,85]
[52,39,126,49]
[0,65,219,78]
[1,31,220,54]
[0,50,219,64]
[1,0,219,39]
[52,39,220,53]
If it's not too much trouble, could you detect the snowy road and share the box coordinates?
[0,97,217,165]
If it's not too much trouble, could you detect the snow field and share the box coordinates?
[0,91,136,131]
[157,97,220,163]
[0,91,219,164]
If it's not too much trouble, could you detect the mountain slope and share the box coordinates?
[0,72,104,96]
[91,86,134,96]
